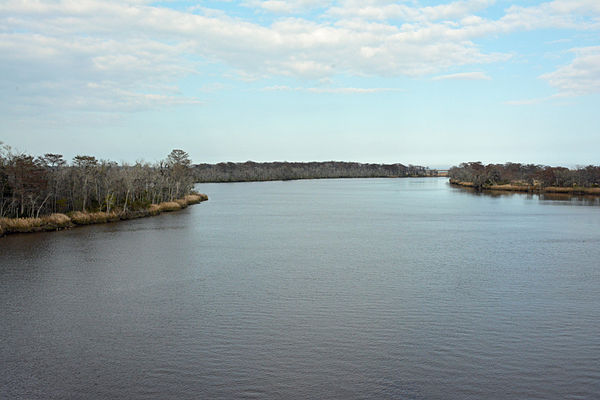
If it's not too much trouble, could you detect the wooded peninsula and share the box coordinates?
[449,162,600,194]
[0,144,207,237]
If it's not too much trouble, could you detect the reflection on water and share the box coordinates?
[1,178,600,400]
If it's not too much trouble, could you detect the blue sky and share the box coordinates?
[1,0,599,167]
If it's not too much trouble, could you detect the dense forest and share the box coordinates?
[0,143,196,219]
[194,161,436,182]
[449,162,600,189]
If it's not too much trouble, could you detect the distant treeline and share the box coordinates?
[193,161,436,182]
[0,143,195,218]
[449,162,600,188]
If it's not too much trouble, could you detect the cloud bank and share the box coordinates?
[1,0,599,114]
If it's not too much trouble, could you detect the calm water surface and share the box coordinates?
[1,178,599,399]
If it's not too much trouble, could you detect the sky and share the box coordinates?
[1,0,599,167]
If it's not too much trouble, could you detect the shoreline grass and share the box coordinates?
[450,180,600,195]
[0,193,208,238]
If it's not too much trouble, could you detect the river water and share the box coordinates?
[1,178,599,399]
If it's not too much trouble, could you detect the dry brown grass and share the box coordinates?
[545,186,600,194]
[69,211,92,225]
[46,213,72,226]
[1,193,208,237]
[0,217,40,232]
[158,201,182,212]
[0,213,73,233]
[175,198,188,208]
[484,184,600,195]
[184,193,208,204]
[451,179,600,195]
[487,184,532,192]
[70,211,120,225]
[582,187,600,194]
[148,204,161,216]
[449,180,475,187]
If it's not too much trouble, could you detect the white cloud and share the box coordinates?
[243,0,332,14]
[263,85,403,93]
[327,0,495,22]
[508,45,600,104]
[432,71,491,80]
[0,0,599,115]
[0,1,508,81]
[506,45,600,105]
[540,46,600,95]
[0,79,201,115]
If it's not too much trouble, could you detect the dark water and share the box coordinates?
[1,178,599,399]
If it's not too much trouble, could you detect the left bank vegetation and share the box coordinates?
[0,143,207,237]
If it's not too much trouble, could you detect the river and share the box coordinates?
[1,178,599,399]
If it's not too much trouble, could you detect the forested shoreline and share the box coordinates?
[0,143,206,236]
[194,161,436,182]
[449,162,600,193]
[9,143,600,236]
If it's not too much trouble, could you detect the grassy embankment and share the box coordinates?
[450,180,600,195]
[0,193,207,237]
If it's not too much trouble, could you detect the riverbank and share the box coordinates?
[450,180,600,195]
[195,174,444,184]
[0,193,208,238]
[193,161,440,182]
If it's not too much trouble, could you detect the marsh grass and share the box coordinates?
[148,204,161,216]
[158,201,182,212]
[69,211,121,225]
[0,193,208,237]
[185,193,208,204]
[175,199,188,208]
[0,213,73,234]
[545,186,600,194]
[46,213,72,227]
[451,180,600,195]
